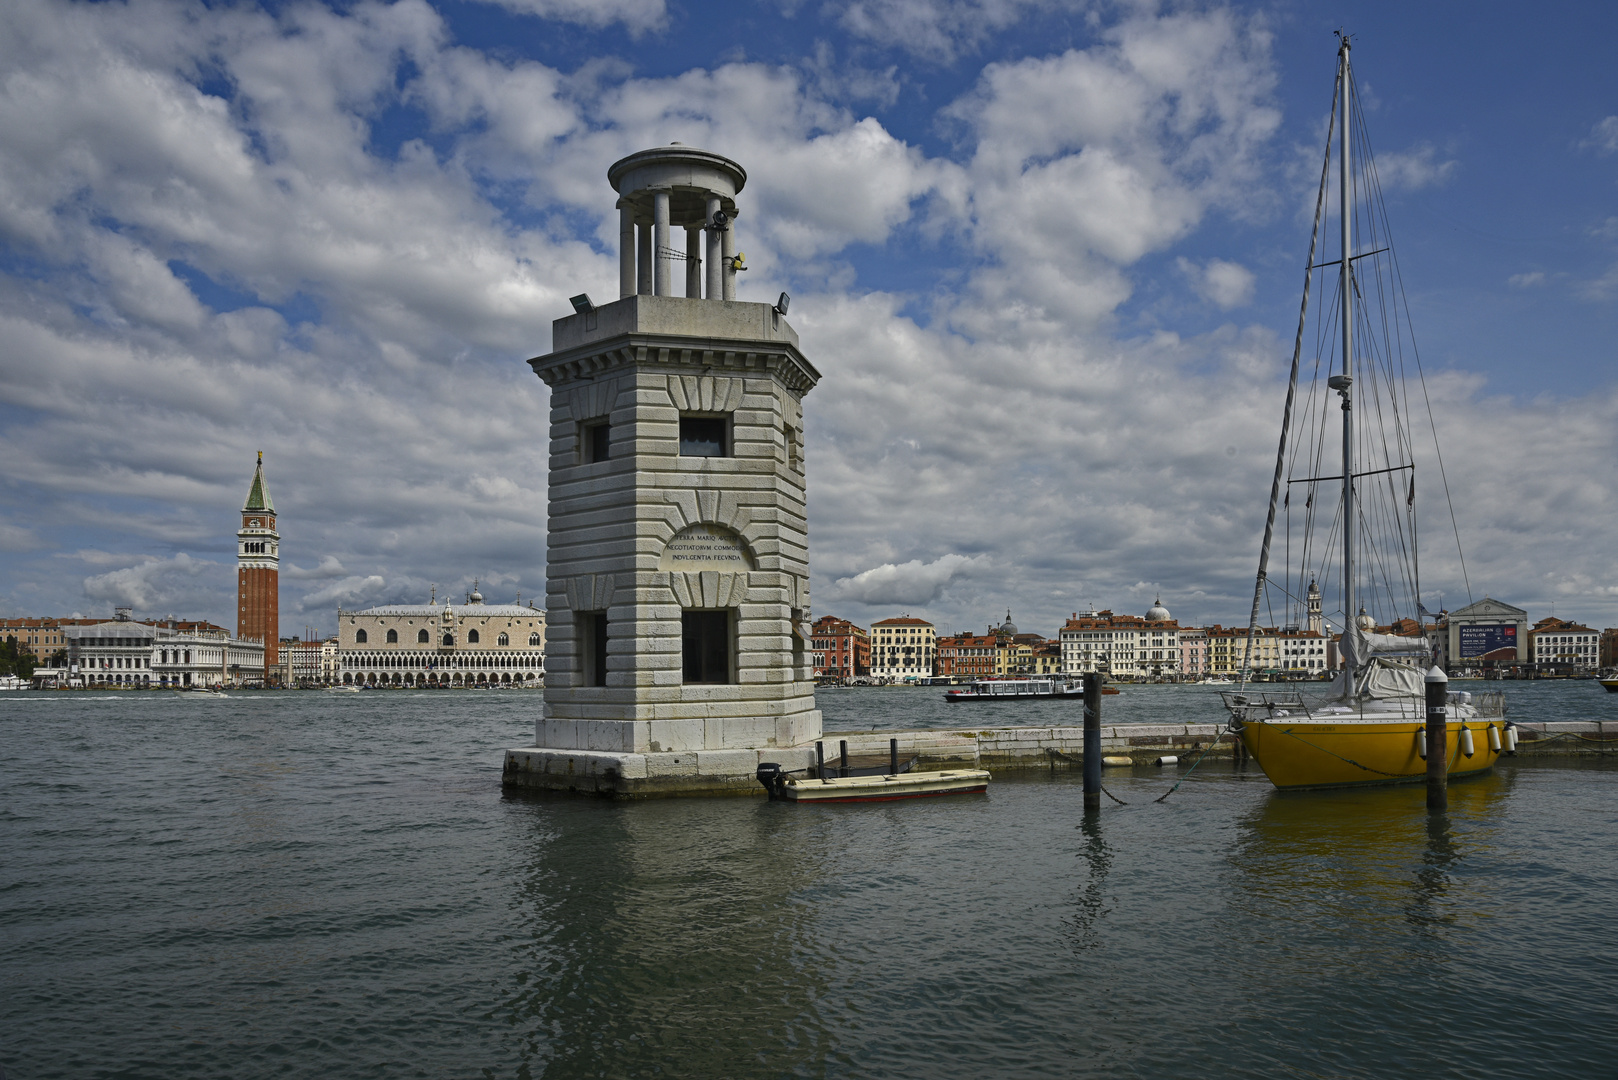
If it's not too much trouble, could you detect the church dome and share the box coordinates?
[1355,607,1376,631]
[999,610,1018,636]
[1146,596,1171,622]
[469,578,484,604]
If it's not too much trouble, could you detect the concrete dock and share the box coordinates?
[501,720,1618,797]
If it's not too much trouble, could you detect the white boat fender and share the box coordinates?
[1155,755,1178,767]
[1459,727,1475,758]
[1487,725,1501,752]
[1504,725,1518,754]
[1415,729,1426,759]
[1102,756,1132,767]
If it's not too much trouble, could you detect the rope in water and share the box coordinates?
[1153,724,1233,803]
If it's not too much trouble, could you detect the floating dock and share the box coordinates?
[501,720,1618,798]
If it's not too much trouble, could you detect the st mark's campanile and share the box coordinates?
[237,452,279,677]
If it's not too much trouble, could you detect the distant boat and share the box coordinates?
[325,685,361,694]
[1221,37,1505,789]
[944,678,1082,702]
[1599,678,1618,694]
[182,687,226,697]
[0,675,28,691]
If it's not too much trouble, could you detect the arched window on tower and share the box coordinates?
[529,632,541,646]
[386,629,398,643]
[442,633,454,647]
[418,629,429,643]
[498,633,509,646]
[468,629,480,644]
[355,629,368,644]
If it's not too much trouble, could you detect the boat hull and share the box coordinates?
[782,770,990,803]
[1600,679,1618,694]
[1242,719,1503,790]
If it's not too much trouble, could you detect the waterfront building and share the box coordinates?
[279,638,327,686]
[237,453,280,681]
[337,585,546,687]
[64,610,264,687]
[870,617,936,681]
[936,630,996,679]
[1445,597,1528,671]
[1528,618,1600,673]
[1060,601,1180,679]
[1178,627,1207,679]
[521,142,822,766]
[812,616,868,679]
[0,617,104,663]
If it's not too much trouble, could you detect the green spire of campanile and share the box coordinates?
[244,450,274,512]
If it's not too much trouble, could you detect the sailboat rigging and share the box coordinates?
[1220,35,1507,790]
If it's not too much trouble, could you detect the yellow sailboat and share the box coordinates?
[1221,36,1507,790]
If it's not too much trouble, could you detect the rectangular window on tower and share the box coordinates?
[679,415,729,457]
[581,420,610,464]
[682,610,733,683]
[578,611,608,687]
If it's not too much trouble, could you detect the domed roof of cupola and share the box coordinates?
[1146,596,1171,622]
[999,610,1018,636]
[1356,607,1376,631]
[468,578,484,605]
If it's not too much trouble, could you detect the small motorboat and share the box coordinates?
[1600,678,1618,694]
[758,763,989,803]
[325,685,362,694]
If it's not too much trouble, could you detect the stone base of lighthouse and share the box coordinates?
[501,742,822,798]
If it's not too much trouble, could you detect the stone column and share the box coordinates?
[685,226,703,297]
[636,222,652,295]
[721,209,738,301]
[618,200,636,300]
[705,194,722,302]
[653,189,671,297]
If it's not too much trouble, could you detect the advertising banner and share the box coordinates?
[1458,623,1517,659]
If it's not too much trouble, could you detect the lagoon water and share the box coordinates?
[4,682,1617,1078]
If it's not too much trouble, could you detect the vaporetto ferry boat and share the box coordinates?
[944,678,1083,702]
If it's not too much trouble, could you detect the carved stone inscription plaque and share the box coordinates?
[659,524,756,572]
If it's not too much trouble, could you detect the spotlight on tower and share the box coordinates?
[774,292,790,317]
[570,293,595,315]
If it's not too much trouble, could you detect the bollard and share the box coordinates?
[890,737,899,776]
[1425,665,1448,811]
[1083,672,1102,811]
[839,739,849,778]
[816,740,825,781]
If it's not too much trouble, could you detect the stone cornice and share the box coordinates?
[529,333,821,397]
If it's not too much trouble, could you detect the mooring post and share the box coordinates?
[890,737,899,776]
[816,740,825,780]
[1425,665,1448,811]
[840,739,849,778]
[1083,672,1102,811]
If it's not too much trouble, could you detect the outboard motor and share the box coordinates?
[756,762,785,800]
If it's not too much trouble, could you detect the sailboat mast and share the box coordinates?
[1338,36,1357,687]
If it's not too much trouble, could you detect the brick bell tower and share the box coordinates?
[237,452,279,680]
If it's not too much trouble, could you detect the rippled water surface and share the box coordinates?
[4,683,1617,1078]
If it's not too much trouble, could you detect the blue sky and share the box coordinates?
[0,0,1614,639]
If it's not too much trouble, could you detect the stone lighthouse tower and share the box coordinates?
[505,145,822,796]
[237,452,279,679]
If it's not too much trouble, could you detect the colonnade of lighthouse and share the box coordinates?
[608,144,747,302]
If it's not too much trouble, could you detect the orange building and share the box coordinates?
[812,616,869,679]
[237,453,280,680]
[936,630,997,679]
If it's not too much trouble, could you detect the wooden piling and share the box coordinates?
[1425,666,1448,811]
[1083,673,1102,811]
[839,739,849,778]
[890,737,898,776]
